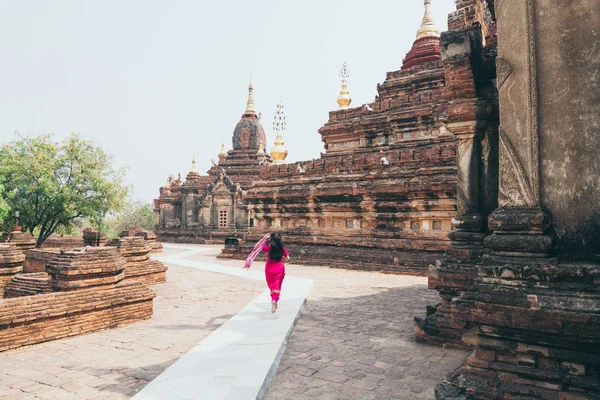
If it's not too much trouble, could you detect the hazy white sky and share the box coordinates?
[0,0,455,203]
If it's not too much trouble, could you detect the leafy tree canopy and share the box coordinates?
[0,133,128,247]
[102,200,157,239]
[0,183,9,230]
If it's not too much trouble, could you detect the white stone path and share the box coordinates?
[133,244,314,400]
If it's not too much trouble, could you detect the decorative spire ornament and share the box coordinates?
[218,143,227,164]
[270,102,288,163]
[245,81,256,115]
[190,154,198,173]
[337,62,352,110]
[416,0,440,39]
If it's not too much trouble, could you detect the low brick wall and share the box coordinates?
[41,235,85,249]
[0,282,155,352]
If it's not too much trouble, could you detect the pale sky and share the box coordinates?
[0,0,455,203]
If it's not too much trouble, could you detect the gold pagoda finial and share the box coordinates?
[270,102,288,163]
[337,62,352,110]
[245,81,256,115]
[219,143,227,156]
[190,154,197,173]
[416,0,440,40]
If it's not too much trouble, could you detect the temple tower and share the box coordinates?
[402,0,442,69]
[232,82,267,151]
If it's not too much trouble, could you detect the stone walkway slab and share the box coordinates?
[133,245,313,400]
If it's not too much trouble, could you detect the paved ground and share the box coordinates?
[0,247,265,400]
[0,245,468,400]
[185,248,470,400]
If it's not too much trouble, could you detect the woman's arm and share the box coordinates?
[283,247,290,262]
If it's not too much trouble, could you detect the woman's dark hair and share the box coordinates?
[269,232,284,262]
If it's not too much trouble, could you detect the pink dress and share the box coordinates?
[261,245,288,302]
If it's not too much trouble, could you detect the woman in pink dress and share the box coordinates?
[244,233,290,313]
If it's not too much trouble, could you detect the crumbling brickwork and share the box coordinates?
[107,237,167,285]
[0,246,155,352]
[0,245,25,298]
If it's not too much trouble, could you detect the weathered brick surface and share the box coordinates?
[0,282,155,352]
[0,231,36,252]
[82,228,107,247]
[41,235,85,249]
[4,272,52,298]
[107,237,167,285]
[0,246,156,352]
[0,244,25,297]
[45,247,127,291]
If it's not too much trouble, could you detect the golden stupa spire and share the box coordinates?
[245,81,256,115]
[416,0,440,39]
[219,143,227,156]
[270,102,288,163]
[337,62,352,110]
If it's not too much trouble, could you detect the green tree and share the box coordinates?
[102,200,157,238]
[0,133,128,247]
[0,183,10,230]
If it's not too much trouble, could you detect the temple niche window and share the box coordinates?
[346,220,354,228]
[411,221,421,230]
[432,220,442,230]
[218,210,228,228]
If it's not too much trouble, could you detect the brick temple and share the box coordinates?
[154,1,486,275]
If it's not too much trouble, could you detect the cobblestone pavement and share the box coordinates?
[0,247,265,400]
[262,264,470,400]
[184,247,470,400]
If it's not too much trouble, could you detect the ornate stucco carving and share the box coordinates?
[496,0,540,207]
[495,57,513,90]
[498,127,536,206]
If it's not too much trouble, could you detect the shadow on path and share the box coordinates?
[266,284,469,400]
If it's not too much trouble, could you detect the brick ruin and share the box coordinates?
[415,0,600,399]
[120,228,164,254]
[0,226,166,351]
[0,246,155,352]
[155,1,495,275]
[0,245,25,298]
[107,236,167,285]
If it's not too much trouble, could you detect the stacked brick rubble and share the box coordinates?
[120,228,164,254]
[0,246,155,351]
[0,244,25,297]
[4,273,52,298]
[0,231,36,252]
[107,236,167,285]
[41,235,85,249]
[83,228,107,247]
